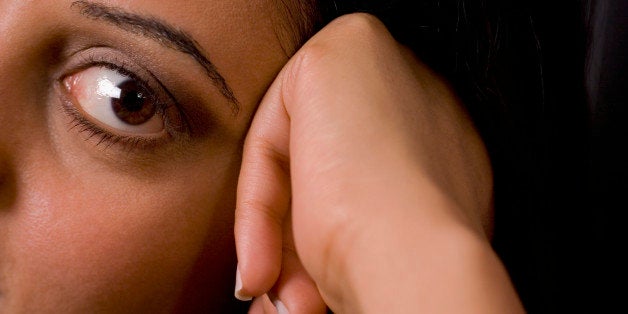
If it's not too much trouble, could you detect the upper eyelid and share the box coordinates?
[65,50,178,107]
[59,46,221,137]
[58,60,185,152]
[61,52,175,122]
[71,0,241,115]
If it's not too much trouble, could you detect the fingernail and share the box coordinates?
[234,266,253,301]
[273,299,289,314]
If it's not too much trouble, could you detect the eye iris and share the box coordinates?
[111,80,156,125]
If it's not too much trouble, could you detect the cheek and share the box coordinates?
[6,156,238,312]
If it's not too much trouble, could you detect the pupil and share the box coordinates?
[111,80,156,126]
[121,90,144,112]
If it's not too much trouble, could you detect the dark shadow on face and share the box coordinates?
[0,158,16,212]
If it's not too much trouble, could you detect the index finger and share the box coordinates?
[234,65,292,300]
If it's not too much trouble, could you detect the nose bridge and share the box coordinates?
[0,1,41,132]
[0,154,17,211]
[0,1,49,211]
[0,3,21,209]
[0,1,35,73]
[0,3,23,205]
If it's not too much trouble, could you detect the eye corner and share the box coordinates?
[56,64,178,150]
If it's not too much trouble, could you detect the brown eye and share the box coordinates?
[62,66,164,135]
[111,80,156,125]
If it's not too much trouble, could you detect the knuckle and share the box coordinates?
[243,132,289,171]
[292,13,391,68]
[328,13,392,46]
[236,198,284,228]
[287,13,395,83]
[332,12,385,35]
[280,41,327,104]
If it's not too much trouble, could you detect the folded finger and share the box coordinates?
[234,72,291,300]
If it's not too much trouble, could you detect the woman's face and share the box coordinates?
[0,0,297,312]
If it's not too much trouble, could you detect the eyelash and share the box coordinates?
[58,53,188,152]
[63,103,164,150]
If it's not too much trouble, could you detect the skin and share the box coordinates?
[0,0,295,312]
[0,1,521,312]
[235,14,524,313]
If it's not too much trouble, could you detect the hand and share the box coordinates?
[234,13,522,313]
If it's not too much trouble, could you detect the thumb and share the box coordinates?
[233,57,292,300]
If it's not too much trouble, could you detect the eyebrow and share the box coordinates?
[72,0,241,114]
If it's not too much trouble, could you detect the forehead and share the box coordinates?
[1,0,296,118]
[114,0,286,53]
[102,0,293,110]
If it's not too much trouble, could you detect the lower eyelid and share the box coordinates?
[56,80,172,152]
[66,68,163,128]
[54,47,202,153]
